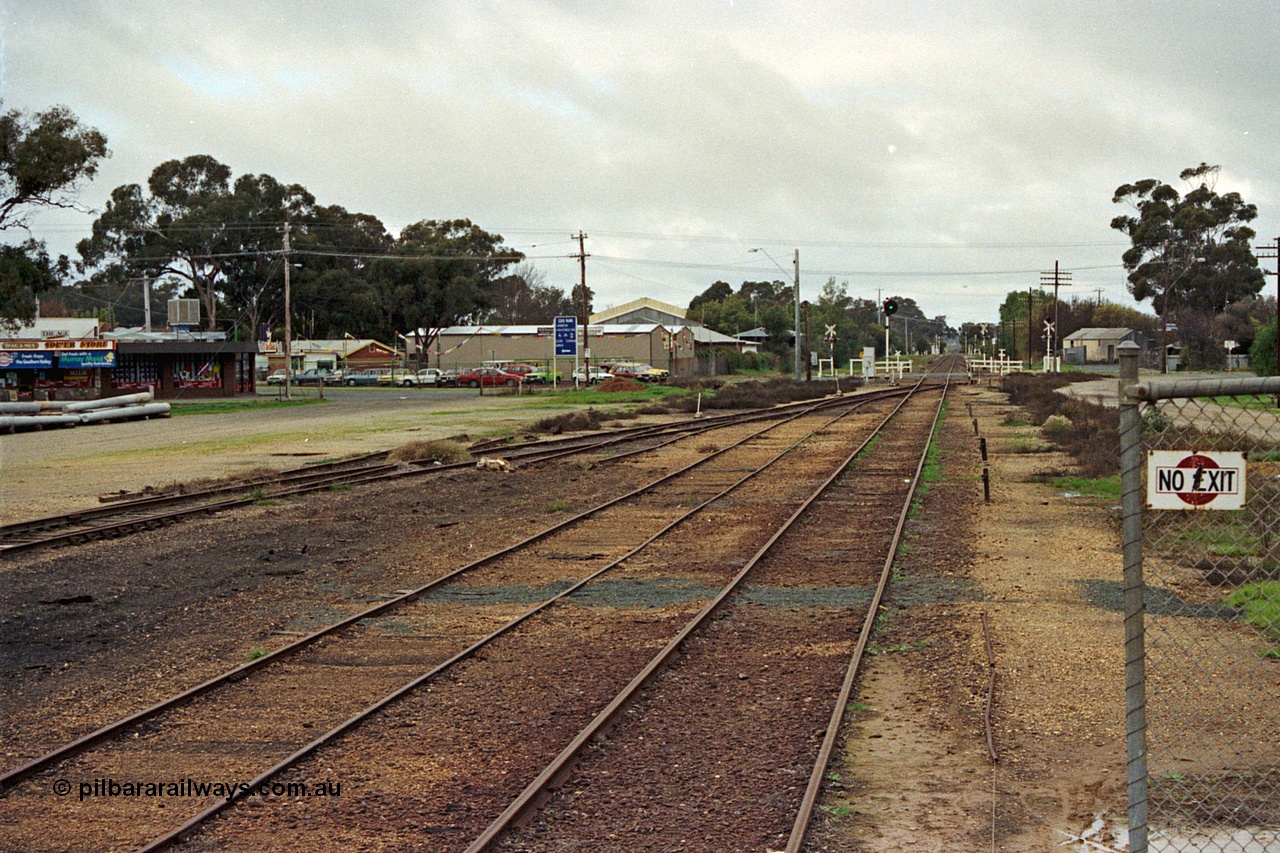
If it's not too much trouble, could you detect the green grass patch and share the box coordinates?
[1227,582,1280,652]
[1209,394,1280,412]
[169,397,328,416]
[247,647,268,661]
[546,499,572,513]
[1052,474,1121,500]
[1000,415,1031,427]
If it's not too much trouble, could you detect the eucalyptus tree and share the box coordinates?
[378,219,523,360]
[1111,163,1265,317]
[0,102,107,328]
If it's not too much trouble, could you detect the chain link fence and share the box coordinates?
[1120,345,1280,852]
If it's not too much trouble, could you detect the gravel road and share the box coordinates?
[0,387,572,524]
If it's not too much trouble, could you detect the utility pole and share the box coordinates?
[1040,262,1071,372]
[1027,288,1034,365]
[283,223,293,401]
[803,301,811,381]
[575,231,590,380]
[793,249,802,380]
[1256,237,1279,381]
[1094,287,1105,306]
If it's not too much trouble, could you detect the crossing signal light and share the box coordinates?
[883,298,899,316]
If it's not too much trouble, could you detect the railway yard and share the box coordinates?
[0,361,1132,851]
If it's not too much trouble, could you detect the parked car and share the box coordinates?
[604,363,649,382]
[414,368,444,386]
[457,367,524,388]
[343,369,384,386]
[524,368,562,384]
[436,369,462,387]
[294,368,342,386]
[376,369,419,387]
[265,369,288,386]
[571,367,613,385]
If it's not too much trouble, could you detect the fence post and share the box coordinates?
[1117,340,1147,852]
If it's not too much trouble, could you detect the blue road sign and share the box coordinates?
[554,315,578,356]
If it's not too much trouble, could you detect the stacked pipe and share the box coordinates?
[0,392,170,431]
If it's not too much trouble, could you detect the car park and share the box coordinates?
[457,367,523,388]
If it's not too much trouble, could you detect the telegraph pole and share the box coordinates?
[793,250,802,380]
[1040,262,1071,372]
[283,223,293,401]
[575,231,590,379]
[1257,237,1279,380]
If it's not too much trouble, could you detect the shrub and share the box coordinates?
[388,439,471,464]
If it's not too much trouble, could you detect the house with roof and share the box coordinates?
[590,298,692,327]
[262,338,399,373]
[1062,328,1150,364]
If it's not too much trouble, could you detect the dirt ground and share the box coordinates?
[0,380,1136,849]
[0,388,584,523]
[813,382,1129,851]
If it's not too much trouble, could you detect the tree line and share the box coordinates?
[1,103,589,354]
[3,104,1276,374]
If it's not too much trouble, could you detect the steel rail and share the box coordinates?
[0,388,907,556]
[0,392,877,793]
[460,372,936,853]
[783,355,956,852]
[131,392,876,853]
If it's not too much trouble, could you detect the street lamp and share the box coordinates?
[749,247,801,379]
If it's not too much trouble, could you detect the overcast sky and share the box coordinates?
[5,0,1279,327]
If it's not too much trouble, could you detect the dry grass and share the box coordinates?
[387,439,472,464]
[1002,373,1119,477]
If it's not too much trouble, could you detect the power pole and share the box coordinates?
[793,249,802,380]
[282,222,293,401]
[575,231,590,379]
[802,301,811,381]
[1094,287,1105,306]
[1256,237,1279,379]
[1040,262,1071,372]
[1027,288,1034,364]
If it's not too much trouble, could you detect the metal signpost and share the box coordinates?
[554,315,576,387]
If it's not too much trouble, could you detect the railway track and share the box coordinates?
[0,387,913,558]
[0,357,962,851]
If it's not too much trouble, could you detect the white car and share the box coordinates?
[415,368,444,386]
[571,367,613,385]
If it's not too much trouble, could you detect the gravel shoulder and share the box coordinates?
[1,380,1138,848]
[0,388,583,524]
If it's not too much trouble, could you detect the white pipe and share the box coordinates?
[0,414,81,429]
[77,402,170,423]
[62,392,155,413]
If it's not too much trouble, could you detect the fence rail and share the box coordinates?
[1119,341,1280,852]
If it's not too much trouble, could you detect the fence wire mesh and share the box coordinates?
[1137,389,1280,852]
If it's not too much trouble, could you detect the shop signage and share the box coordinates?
[0,351,54,369]
[58,351,117,368]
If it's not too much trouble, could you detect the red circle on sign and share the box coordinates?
[0,352,11,367]
[1175,454,1219,506]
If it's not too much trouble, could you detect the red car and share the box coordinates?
[457,367,523,388]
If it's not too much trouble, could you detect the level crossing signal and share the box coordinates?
[883,298,899,316]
